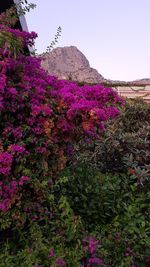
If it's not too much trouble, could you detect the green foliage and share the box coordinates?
[75,98,150,173]
[0,30,23,57]
[58,164,150,266]
[0,170,85,266]
[95,182,150,266]
[57,166,129,227]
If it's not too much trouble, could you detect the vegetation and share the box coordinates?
[0,6,149,267]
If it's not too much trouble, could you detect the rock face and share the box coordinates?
[41,46,104,83]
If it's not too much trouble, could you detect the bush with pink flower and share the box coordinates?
[0,6,122,216]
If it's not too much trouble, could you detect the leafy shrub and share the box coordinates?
[95,180,150,266]
[58,165,150,266]
[75,98,150,173]
[57,165,130,227]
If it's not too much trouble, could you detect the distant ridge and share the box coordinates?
[104,78,150,86]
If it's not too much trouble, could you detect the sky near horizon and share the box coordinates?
[25,0,150,81]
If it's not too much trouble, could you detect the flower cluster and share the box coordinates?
[7,28,38,47]
[81,236,104,266]
[0,152,13,176]
[48,80,122,139]
[49,249,66,266]
[0,176,30,212]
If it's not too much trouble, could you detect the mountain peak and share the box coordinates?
[41,46,104,83]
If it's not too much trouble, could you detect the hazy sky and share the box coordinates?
[25,0,150,81]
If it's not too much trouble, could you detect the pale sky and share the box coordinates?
[25,0,150,81]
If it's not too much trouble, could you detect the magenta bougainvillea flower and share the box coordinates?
[55,258,66,267]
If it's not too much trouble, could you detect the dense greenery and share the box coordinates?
[74,98,150,173]
[0,6,150,267]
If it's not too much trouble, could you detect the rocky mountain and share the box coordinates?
[41,45,150,86]
[41,46,104,83]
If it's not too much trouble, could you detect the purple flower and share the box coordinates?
[0,180,18,212]
[0,201,9,212]
[18,176,30,186]
[42,105,52,116]
[36,147,47,154]
[32,104,42,116]
[9,144,26,154]
[83,236,99,254]
[0,152,13,176]
[87,257,103,265]
[55,258,65,266]
[0,74,6,93]
[48,180,53,187]
[8,87,18,96]
[49,248,55,257]
[12,127,23,139]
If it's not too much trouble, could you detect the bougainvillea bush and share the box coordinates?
[0,7,126,266]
